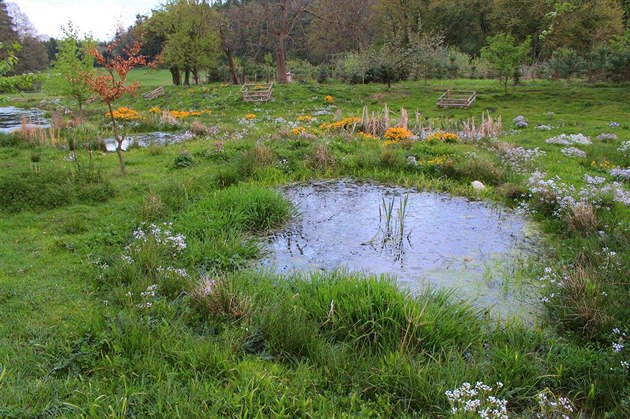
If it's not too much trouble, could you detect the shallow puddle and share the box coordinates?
[0,107,49,133]
[104,131,194,151]
[262,180,540,320]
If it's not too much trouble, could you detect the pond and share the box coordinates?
[104,131,195,152]
[262,180,540,320]
[0,107,50,134]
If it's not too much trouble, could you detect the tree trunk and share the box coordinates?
[192,68,199,85]
[504,76,508,95]
[107,102,126,175]
[227,53,240,85]
[170,66,181,85]
[275,35,288,84]
[184,69,190,86]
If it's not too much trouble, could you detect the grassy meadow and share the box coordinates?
[0,71,629,417]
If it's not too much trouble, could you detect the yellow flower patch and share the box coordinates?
[384,127,413,142]
[319,117,360,131]
[106,107,141,121]
[425,131,459,143]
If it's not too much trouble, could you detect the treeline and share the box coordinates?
[113,0,630,85]
[2,0,630,87]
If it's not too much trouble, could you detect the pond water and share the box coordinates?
[262,180,540,320]
[0,107,50,134]
[104,131,195,152]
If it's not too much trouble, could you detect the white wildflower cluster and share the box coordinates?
[445,381,507,418]
[513,115,528,128]
[596,133,618,142]
[545,134,591,146]
[407,155,418,166]
[526,171,630,216]
[313,109,333,116]
[499,145,546,173]
[612,328,627,353]
[130,222,187,256]
[610,168,630,181]
[618,141,630,157]
[136,284,158,309]
[538,267,565,303]
[535,389,574,419]
[536,124,552,131]
[64,151,77,162]
[609,121,620,128]
[560,147,587,158]
[157,266,189,278]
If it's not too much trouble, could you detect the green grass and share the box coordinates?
[0,78,629,417]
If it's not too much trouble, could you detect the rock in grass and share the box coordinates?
[471,181,486,191]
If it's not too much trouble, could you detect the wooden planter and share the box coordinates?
[240,83,274,102]
[437,90,477,109]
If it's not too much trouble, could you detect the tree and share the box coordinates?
[0,41,18,76]
[481,33,531,94]
[259,0,311,84]
[5,2,49,74]
[147,0,220,86]
[46,24,96,114]
[84,42,148,175]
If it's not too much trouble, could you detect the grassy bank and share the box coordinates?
[0,78,628,417]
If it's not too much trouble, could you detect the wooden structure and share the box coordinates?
[240,83,274,102]
[437,90,477,109]
[143,86,165,100]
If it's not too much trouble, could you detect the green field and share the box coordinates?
[0,76,629,417]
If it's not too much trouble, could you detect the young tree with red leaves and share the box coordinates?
[84,42,147,174]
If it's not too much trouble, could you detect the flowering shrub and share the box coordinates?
[105,107,141,121]
[169,110,211,119]
[425,131,459,143]
[560,147,586,158]
[497,143,546,173]
[545,134,591,146]
[384,127,414,143]
[618,141,630,157]
[319,117,360,131]
[610,168,630,181]
[445,381,507,418]
[535,389,574,419]
[596,133,618,142]
[291,127,307,136]
[526,171,630,217]
[356,131,378,141]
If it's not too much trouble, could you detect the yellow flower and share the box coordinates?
[425,131,459,143]
[149,106,161,114]
[319,117,360,131]
[297,115,313,122]
[106,107,141,121]
[291,127,307,136]
[245,113,256,120]
[384,127,413,143]
[356,131,378,141]
[325,95,334,103]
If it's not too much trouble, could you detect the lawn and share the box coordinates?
[0,77,628,417]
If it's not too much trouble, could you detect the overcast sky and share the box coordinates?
[10,0,164,40]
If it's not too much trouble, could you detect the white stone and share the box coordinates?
[471,181,486,191]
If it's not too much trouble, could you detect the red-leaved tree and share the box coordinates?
[84,42,147,174]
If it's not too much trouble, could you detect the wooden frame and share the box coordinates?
[437,90,477,109]
[240,83,274,102]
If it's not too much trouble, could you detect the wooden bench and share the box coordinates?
[240,83,274,102]
[437,90,477,109]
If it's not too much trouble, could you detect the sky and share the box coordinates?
[10,0,164,41]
